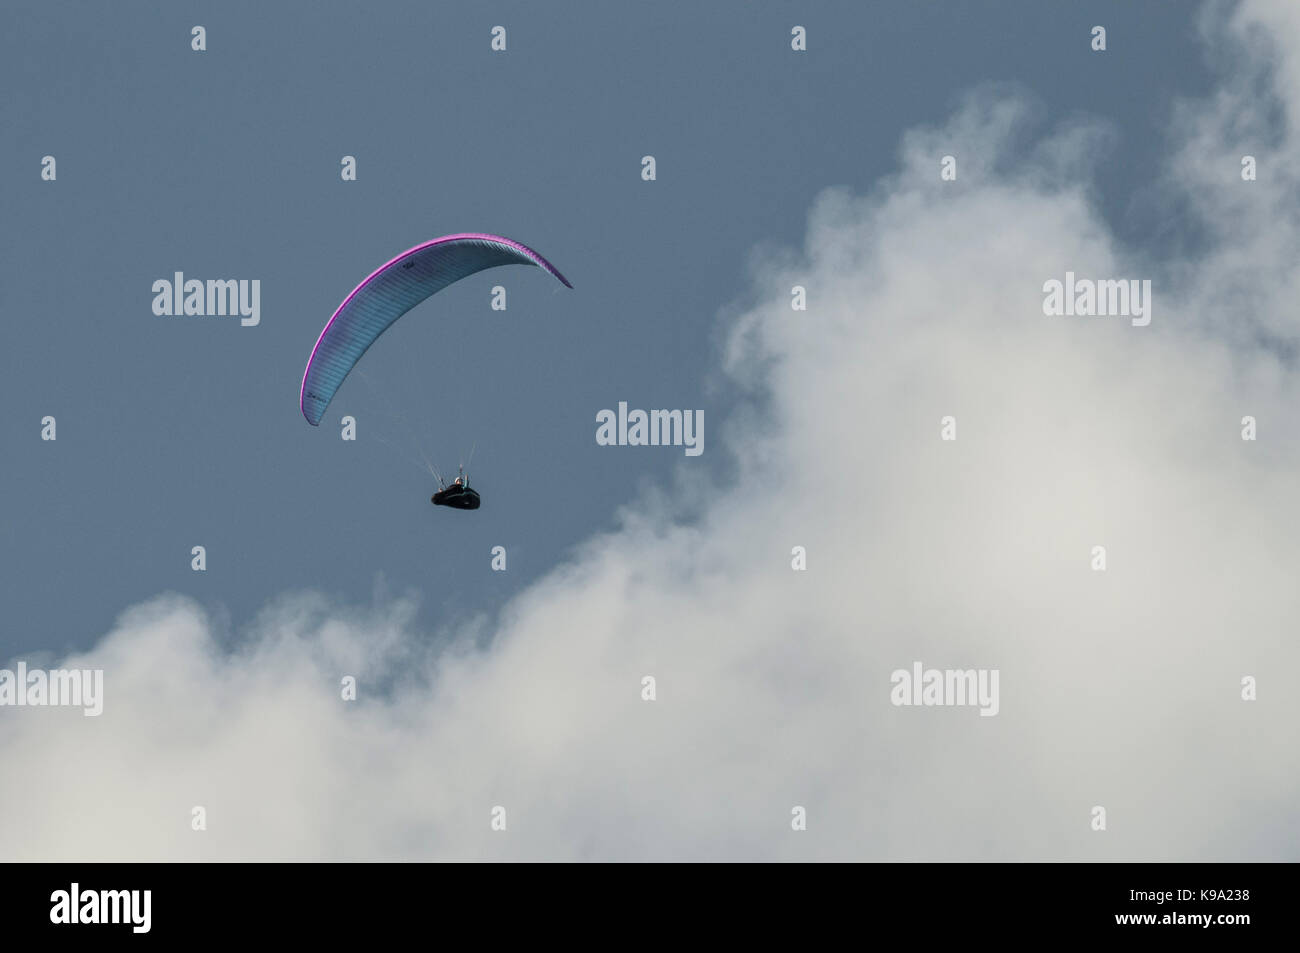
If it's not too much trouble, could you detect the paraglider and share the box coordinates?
[431,467,480,510]
[300,233,571,426]
[299,233,571,511]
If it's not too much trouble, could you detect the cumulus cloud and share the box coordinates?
[4,0,1299,860]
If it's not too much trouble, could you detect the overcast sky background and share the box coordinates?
[2,1,1297,861]
[2,0,1212,656]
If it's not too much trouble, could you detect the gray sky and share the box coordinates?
[1,0,1209,657]
[4,1,1296,861]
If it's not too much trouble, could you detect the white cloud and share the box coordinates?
[4,2,1299,860]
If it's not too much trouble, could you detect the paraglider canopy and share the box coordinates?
[300,233,571,426]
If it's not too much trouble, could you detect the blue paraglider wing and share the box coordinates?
[300,233,571,425]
